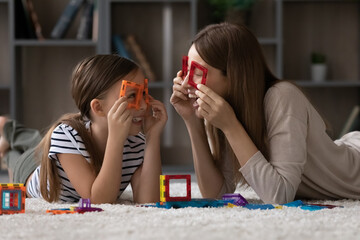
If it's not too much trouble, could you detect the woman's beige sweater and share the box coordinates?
[223,81,360,204]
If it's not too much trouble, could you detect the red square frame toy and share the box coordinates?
[182,56,208,89]
[160,174,191,202]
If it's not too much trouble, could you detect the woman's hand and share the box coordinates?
[195,84,237,132]
[170,71,196,121]
[107,96,132,142]
[143,95,168,137]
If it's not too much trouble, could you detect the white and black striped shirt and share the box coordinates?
[27,123,145,203]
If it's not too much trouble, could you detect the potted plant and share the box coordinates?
[208,0,258,26]
[311,52,327,82]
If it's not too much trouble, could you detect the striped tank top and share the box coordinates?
[27,123,145,202]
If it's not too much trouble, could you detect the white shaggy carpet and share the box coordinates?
[1,182,360,240]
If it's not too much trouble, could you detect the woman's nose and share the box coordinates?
[182,74,191,89]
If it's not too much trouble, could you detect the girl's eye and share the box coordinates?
[128,93,136,99]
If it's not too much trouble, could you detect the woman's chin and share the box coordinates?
[194,109,204,119]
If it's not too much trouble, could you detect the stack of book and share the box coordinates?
[112,34,157,82]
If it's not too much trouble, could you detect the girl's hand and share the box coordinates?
[144,95,168,137]
[170,71,196,121]
[195,84,237,132]
[107,96,133,141]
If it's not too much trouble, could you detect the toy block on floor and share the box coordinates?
[0,183,26,214]
[160,174,191,202]
[46,198,103,215]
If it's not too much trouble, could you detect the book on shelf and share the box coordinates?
[76,0,94,40]
[125,35,157,82]
[50,0,84,39]
[339,105,360,138]
[112,34,132,59]
[15,0,37,39]
[25,0,44,40]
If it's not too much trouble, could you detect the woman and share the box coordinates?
[170,22,360,204]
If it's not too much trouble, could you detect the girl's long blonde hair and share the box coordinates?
[193,22,279,186]
[38,55,139,202]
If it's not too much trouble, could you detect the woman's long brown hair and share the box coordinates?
[192,22,279,186]
[38,55,139,202]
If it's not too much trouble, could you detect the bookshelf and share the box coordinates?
[1,0,359,168]
[8,0,98,129]
[98,0,198,165]
[0,0,9,116]
[280,0,360,138]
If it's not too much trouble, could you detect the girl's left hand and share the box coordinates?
[195,84,237,132]
[143,95,168,137]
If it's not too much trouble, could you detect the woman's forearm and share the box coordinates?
[185,119,224,198]
[222,120,258,167]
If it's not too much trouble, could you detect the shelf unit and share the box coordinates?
[0,0,10,116]
[5,0,100,128]
[99,0,198,156]
[1,0,198,166]
[1,0,359,168]
[280,0,360,137]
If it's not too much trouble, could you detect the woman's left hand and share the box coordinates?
[143,95,168,137]
[195,84,237,132]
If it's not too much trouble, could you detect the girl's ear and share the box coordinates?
[90,99,106,117]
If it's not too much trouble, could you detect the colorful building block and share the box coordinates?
[119,79,149,109]
[0,183,26,214]
[156,198,228,209]
[182,56,208,89]
[144,78,149,104]
[46,198,103,215]
[222,193,248,206]
[182,55,189,79]
[160,174,191,202]
[188,61,208,89]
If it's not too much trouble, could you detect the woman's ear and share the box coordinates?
[90,99,106,117]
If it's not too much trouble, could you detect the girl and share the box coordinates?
[170,22,360,204]
[0,54,167,204]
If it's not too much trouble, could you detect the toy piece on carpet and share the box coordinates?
[143,174,344,211]
[0,183,26,214]
[282,200,343,211]
[46,198,103,215]
[141,174,242,209]
[222,193,248,206]
[160,174,191,202]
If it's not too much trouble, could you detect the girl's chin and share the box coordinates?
[129,126,142,136]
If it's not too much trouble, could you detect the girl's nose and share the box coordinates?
[139,95,147,111]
